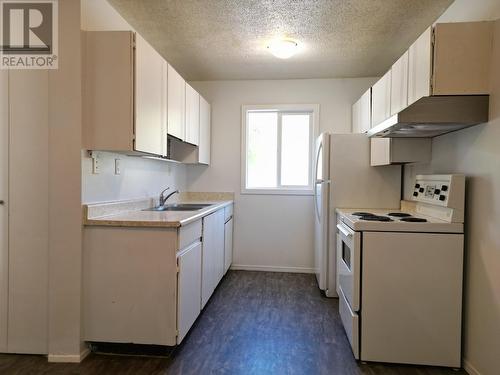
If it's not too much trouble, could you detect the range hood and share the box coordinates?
[367,95,489,138]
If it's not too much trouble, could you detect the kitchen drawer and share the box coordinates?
[178,219,202,250]
[339,288,359,359]
[224,205,233,222]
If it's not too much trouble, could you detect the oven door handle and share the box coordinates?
[337,223,353,239]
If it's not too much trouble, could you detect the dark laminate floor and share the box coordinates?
[0,271,467,375]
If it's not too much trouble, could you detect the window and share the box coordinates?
[241,104,319,195]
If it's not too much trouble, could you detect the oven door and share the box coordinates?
[337,221,361,312]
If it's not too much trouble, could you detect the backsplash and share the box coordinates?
[82,151,187,203]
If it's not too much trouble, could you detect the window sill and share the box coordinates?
[241,188,314,196]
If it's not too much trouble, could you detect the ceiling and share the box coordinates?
[108,0,454,81]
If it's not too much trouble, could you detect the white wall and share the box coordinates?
[405,3,500,374]
[82,152,186,203]
[188,78,376,272]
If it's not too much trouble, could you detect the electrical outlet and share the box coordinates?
[115,159,121,175]
[92,152,101,174]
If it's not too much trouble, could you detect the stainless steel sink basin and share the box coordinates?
[143,203,212,212]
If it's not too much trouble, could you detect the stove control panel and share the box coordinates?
[413,182,449,203]
[411,174,465,208]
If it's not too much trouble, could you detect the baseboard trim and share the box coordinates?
[463,358,481,375]
[230,264,314,274]
[48,347,90,363]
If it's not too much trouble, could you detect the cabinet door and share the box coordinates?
[177,241,202,344]
[370,138,432,166]
[214,210,225,284]
[199,96,211,165]
[224,218,233,274]
[408,27,432,106]
[83,31,134,151]
[185,83,200,146]
[201,209,224,308]
[353,88,371,133]
[390,51,409,115]
[351,98,361,133]
[135,34,164,156]
[201,212,215,308]
[161,61,168,156]
[371,70,391,128]
[370,138,391,166]
[167,64,186,141]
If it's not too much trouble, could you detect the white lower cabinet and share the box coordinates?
[83,206,233,346]
[201,209,225,308]
[176,240,202,344]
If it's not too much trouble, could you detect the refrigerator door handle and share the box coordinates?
[314,183,321,221]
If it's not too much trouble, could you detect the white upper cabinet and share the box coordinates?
[134,34,165,156]
[371,70,391,128]
[167,64,186,141]
[185,83,200,146]
[371,138,432,166]
[352,88,371,134]
[390,51,409,116]
[83,30,211,164]
[199,96,211,165]
[408,27,432,106]
[407,23,492,106]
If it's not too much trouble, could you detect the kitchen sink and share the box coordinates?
[143,203,212,212]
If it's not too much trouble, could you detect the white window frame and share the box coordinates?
[241,104,319,196]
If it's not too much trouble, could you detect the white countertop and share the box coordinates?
[83,194,234,228]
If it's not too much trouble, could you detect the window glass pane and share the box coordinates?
[281,114,310,186]
[247,112,278,188]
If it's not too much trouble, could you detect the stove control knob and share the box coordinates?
[441,185,448,191]
[434,189,440,195]
[415,184,420,189]
[419,188,424,193]
[439,195,446,201]
[413,192,418,197]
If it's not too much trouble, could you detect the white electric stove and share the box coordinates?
[336,174,465,368]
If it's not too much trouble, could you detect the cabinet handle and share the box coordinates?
[0,200,4,205]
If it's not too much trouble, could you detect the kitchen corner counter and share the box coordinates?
[83,193,234,228]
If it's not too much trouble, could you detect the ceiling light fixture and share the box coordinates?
[267,39,299,59]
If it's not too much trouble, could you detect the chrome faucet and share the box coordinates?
[159,187,179,207]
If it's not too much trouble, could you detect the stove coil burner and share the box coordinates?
[388,212,412,218]
[360,215,393,222]
[400,217,428,223]
[352,212,375,217]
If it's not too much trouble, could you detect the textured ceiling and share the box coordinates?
[108,0,454,81]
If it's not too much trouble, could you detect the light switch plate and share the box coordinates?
[115,159,121,175]
[91,152,101,174]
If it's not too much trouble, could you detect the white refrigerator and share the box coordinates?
[313,133,402,297]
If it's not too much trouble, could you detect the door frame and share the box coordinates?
[0,70,9,352]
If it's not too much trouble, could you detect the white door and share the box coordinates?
[314,133,330,290]
[0,71,8,352]
[177,241,202,344]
